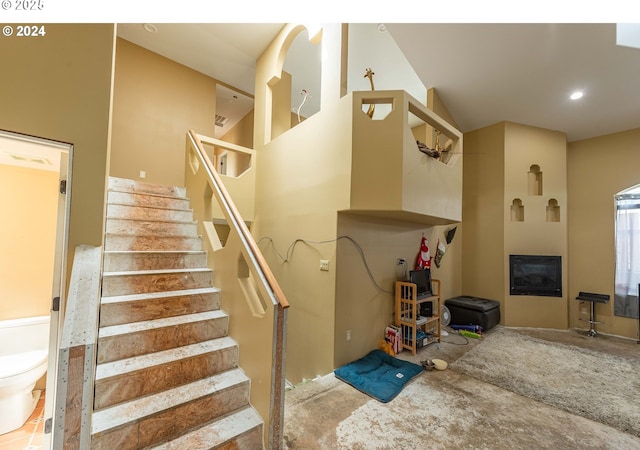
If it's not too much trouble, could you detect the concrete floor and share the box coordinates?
[283,326,640,449]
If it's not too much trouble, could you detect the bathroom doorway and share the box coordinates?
[0,130,72,449]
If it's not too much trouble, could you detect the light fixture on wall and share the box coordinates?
[296,89,310,123]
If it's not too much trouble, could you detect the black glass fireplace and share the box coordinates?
[509,255,562,297]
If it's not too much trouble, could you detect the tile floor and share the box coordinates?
[0,390,45,450]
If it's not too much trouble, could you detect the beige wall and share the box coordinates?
[462,123,506,305]
[568,127,640,339]
[335,214,461,367]
[111,38,217,187]
[253,24,463,383]
[252,99,353,382]
[271,71,293,140]
[503,122,568,328]
[462,122,568,329]
[253,24,351,383]
[221,110,254,148]
[0,24,115,289]
[0,166,58,320]
[426,87,460,149]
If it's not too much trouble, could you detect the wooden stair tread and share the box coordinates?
[101,287,219,304]
[108,176,187,199]
[148,406,263,450]
[95,336,236,381]
[104,250,206,256]
[106,217,198,225]
[103,267,211,277]
[106,204,193,214]
[107,192,189,202]
[98,310,226,339]
[91,368,249,435]
[106,203,193,214]
[104,233,202,240]
[108,187,187,200]
[103,250,208,271]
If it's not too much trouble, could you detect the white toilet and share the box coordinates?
[0,315,49,435]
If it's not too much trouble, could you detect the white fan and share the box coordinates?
[440,305,451,336]
[441,305,451,326]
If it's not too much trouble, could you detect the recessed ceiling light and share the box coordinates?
[377,23,387,33]
[570,91,584,100]
[143,23,158,33]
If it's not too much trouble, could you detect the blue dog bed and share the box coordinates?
[334,349,424,403]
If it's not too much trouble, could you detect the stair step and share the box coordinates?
[107,190,191,211]
[97,310,228,363]
[105,218,198,237]
[100,287,220,326]
[94,337,238,410]
[149,406,264,450]
[103,250,208,272]
[108,176,187,198]
[106,203,194,223]
[104,233,203,252]
[90,368,251,450]
[102,268,213,296]
[96,177,262,448]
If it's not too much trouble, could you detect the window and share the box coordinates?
[614,184,640,318]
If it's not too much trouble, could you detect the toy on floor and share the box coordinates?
[451,324,483,334]
[421,359,436,371]
[458,330,482,339]
[432,359,448,370]
[379,338,395,356]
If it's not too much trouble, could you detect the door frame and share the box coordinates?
[44,140,72,450]
[0,129,73,449]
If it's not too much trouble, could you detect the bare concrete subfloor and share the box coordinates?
[283,326,640,449]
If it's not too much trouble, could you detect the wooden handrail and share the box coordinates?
[195,132,256,156]
[187,130,289,448]
[187,130,289,309]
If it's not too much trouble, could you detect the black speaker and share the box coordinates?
[420,302,433,317]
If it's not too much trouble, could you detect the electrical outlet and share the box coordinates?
[346,330,351,341]
[139,170,146,179]
[320,259,329,271]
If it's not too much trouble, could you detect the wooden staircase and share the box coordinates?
[90,177,264,449]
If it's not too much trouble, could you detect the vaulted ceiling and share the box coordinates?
[117,23,640,143]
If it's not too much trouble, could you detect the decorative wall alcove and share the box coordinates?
[511,198,524,222]
[528,164,543,196]
[546,198,560,222]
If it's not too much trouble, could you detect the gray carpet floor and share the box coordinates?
[283,326,640,449]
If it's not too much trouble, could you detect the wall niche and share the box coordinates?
[510,198,524,222]
[528,164,543,196]
[546,198,560,222]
